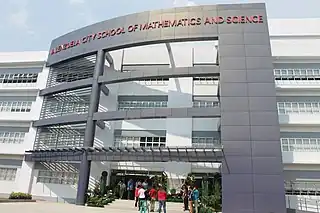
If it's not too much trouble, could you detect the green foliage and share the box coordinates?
[85,181,116,208]
[86,196,104,208]
[185,173,195,186]
[199,206,215,213]
[201,176,209,197]
[9,192,32,200]
[201,181,222,213]
[166,196,183,203]
[152,172,168,191]
[170,188,176,195]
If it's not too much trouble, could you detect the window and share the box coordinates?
[37,170,79,185]
[193,101,219,108]
[114,136,166,148]
[118,100,167,110]
[281,138,320,152]
[138,78,169,86]
[56,71,93,83]
[48,102,89,115]
[193,77,218,85]
[274,68,320,84]
[277,102,320,114]
[0,73,38,85]
[0,101,32,112]
[0,168,17,181]
[192,137,221,148]
[0,132,25,144]
[35,131,85,149]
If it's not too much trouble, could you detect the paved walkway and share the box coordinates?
[0,200,183,213]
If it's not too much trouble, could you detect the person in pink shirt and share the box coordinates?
[135,184,141,209]
[157,185,167,213]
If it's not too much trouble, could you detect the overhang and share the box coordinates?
[39,66,220,96]
[25,146,224,163]
[39,78,93,96]
[98,66,219,84]
[33,107,220,127]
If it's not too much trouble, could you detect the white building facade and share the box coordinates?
[0,18,320,205]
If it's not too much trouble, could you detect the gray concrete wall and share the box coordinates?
[218,4,286,213]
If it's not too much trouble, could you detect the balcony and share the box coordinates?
[193,77,218,96]
[281,138,320,164]
[274,68,320,90]
[278,102,320,125]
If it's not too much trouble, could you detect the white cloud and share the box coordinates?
[7,1,34,35]
[173,0,197,7]
[69,0,85,5]
[9,9,28,29]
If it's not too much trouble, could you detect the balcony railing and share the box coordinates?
[274,68,320,85]
[277,102,320,115]
[285,181,320,196]
[281,138,320,152]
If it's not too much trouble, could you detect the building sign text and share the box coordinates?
[50,15,263,55]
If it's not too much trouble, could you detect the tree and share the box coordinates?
[212,181,221,213]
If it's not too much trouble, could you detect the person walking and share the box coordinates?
[138,185,148,213]
[157,185,167,213]
[192,186,199,213]
[118,181,126,199]
[135,184,141,209]
[188,186,194,213]
[128,179,134,200]
[142,178,149,190]
[182,185,189,211]
[149,185,157,212]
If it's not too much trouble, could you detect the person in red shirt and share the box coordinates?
[157,185,167,213]
[135,184,141,209]
[149,185,157,212]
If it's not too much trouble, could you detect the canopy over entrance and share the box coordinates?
[25,146,225,164]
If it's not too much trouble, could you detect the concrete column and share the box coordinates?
[76,153,91,205]
[217,5,286,213]
[17,161,35,194]
[76,50,105,205]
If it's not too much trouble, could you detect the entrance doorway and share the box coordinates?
[110,169,164,199]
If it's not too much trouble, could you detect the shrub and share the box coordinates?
[199,205,215,213]
[86,186,116,208]
[86,196,104,208]
[167,196,183,203]
[9,192,32,200]
[170,188,176,195]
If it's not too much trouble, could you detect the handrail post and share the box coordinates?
[305,198,308,211]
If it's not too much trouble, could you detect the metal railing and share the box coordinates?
[286,195,320,212]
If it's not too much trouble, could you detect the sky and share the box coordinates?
[0,0,319,52]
